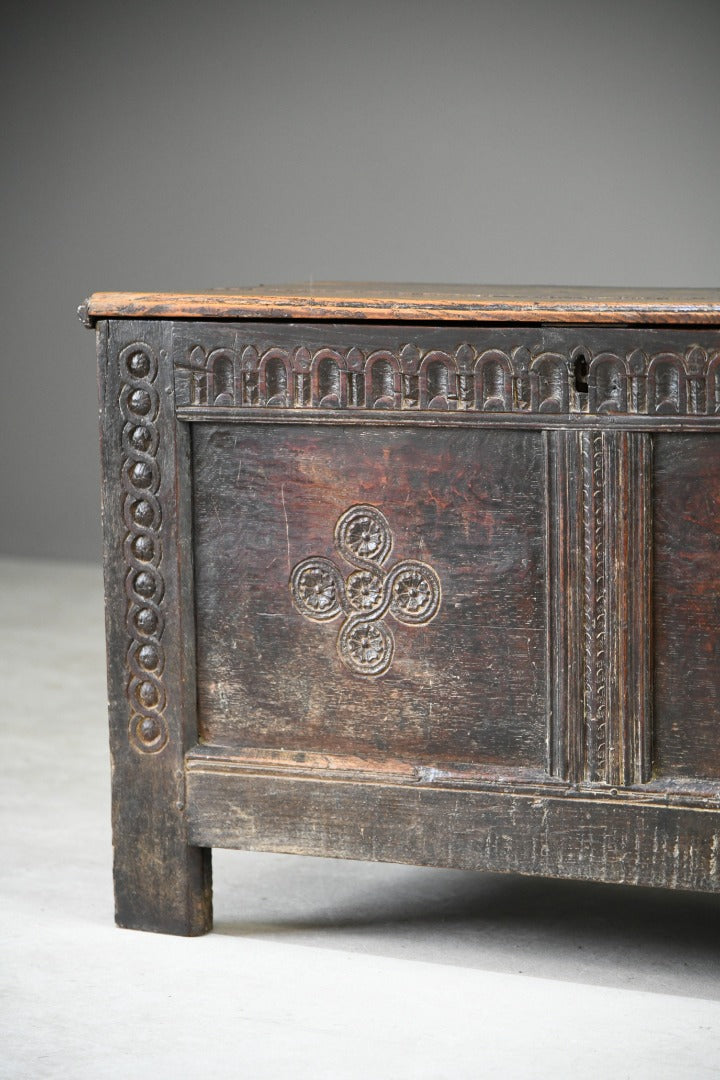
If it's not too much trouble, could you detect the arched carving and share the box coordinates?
[530,353,569,413]
[365,351,400,409]
[648,354,687,415]
[474,349,512,411]
[589,354,628,414]
[176,338,709,417]
[207,349,235,406]
[311,349,347,408]
[419,351,456,409]
[259,348,292,407]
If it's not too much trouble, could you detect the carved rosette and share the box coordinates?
[290,506,442,677]
[119,343,168,753]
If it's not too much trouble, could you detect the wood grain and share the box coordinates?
[82,284,720,327]
[185,766,720,893]
[192,423,549,769]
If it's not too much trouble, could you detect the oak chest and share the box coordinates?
[82,284,720,934]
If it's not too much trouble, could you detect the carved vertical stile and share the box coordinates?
[581,431,607,782]
[99,320,212,934]
[579,431,653,787]
[549,429,653,788]
[546,431,584,781]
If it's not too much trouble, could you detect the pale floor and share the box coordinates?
[1,556,719,1079]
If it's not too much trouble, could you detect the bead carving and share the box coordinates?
[120,343,168,753]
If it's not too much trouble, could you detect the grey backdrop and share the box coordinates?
[2,0,718,562]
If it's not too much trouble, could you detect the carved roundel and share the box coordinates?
[338,618,394,677]
[128,713,169,754]
[346,568,384,613]
[289,558,345,621]
[389,560,441,625]
[290,505,442,677]
[335,505,392,568]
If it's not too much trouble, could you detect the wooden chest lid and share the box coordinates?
[80,282,720,327]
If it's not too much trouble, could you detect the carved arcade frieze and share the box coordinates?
[175,340,720,416]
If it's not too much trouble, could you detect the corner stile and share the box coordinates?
[99,319,212,935]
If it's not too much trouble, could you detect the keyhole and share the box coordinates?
[574,353,589,394]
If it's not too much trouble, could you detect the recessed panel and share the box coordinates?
[653,435,720,780]
[192,424,549,769]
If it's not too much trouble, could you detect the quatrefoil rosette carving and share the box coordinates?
[290,505,442,677]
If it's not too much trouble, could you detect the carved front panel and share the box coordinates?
[94,310,720,911]
[180,322,720,801]
[191,424,549,771]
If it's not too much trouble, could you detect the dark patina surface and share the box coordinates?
[88,287,720,933]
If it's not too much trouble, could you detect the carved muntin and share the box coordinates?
[546,429,652,786]
[94,314,720,932]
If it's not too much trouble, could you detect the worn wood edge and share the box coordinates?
[78,298,92,328]
[176,406,720,431]
[185,750,720,809]
[186,770,720,892]
[186,745,558,791]
[82,286,720,327]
